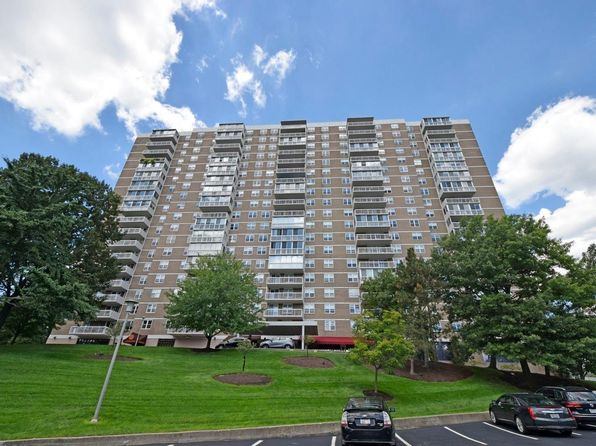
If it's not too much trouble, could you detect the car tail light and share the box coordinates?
[341,411,348,427]
[527,407,537,420]
[383,411,392,427]
[565,402,582,409]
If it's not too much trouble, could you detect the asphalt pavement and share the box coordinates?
[143,422,596,446]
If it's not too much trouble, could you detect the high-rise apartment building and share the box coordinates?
[48,117,504,348]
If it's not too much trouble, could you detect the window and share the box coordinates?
[348,273,359,283]
[163,248,172,256]
[324,288,335,298]
[305,273,315,283]
[305,259,315,268]
[304,288,315,298]
[304,304,315,315]
[323,233,333,241]
[324,273,334,283]
[409,219,421,227]
[139,275,147,285]
[159,260,169,269]
[324,259,334,268]
[412,232,423,240]
[155,274,165,284]
[176,274,186,283]
[414,244,426,253]
[324,320,336,331]
[146,303,157,313]
[345,232,355,241]
[349,304,361,314]
[243,247,253,255]
[324,303,336,314]
[349,288,360,299]
[151,289,161,299]
[141,319,153,329]
[323,246,333,254]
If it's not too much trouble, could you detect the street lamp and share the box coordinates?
[90,301,134,423]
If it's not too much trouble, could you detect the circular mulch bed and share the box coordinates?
[82,353,142,362]
[363,389,394,400]
[393,360,472,382]
[283,356,335,368]
[214,373,272,385]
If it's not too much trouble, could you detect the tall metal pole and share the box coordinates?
[90,311,129,423]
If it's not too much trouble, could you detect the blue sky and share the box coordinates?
[1,0,596,254]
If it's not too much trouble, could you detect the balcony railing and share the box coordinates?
[111,252,139,265]
[265,292,303,301]
[263,309,303,318]
[96,293,125,306]
[109,240,143,252]
[69,326,111,337]
[96,310,120,321]
[267,277,303,286]
[269,248,304,256]
[116,216,151,229]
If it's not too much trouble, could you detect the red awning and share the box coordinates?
[313,336,354,346]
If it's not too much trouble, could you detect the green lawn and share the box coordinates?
[0,345,518,440]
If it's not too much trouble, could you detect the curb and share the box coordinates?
[0,412,488,446]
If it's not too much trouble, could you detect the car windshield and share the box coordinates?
[518,395,556,406]
[345,398,384,411]
[567,392,596,401]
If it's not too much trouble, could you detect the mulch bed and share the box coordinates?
[283,356,335,368]
[82,353,142,362]
[363,389,394,400]
[213,373,272,385]
[393,360,473,382]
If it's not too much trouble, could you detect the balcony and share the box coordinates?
[135,161,169,173]
[96,293,125,306]
[265,292,303,303]
[443,198,483,221]
[276,167,305,178]
[96,309,120,322]
[143,142,175,161]
[424,129,456,139]
[111,252,139,265]
[438,184,477,198]
[355,220,391,233]
[117,265,135,279]
[120,227,147,241]
[269,248,304,256]
[205,167,237,176]
[116,216,151,229]
[118,202,156,218]
[188,233,226,244]
[267,276,304,287]
[198,197,233,212]
[276,158,305,168]
[193,223,227,231]
[69,326,111,338]
[268,255,304,273]
[273,199,305,210]
[356,233,392,247]
[277,149,305,159]
[348,128,377,138]
[357,247,395,260]
[215,133,244,145]
[421,117,451,130]
[353,197,387,209]
[149,128,179,143]
[352,186,386,197]
[212,142,243,153]
[274,184,305,199]
[349,143,379,157]
[107,279,130,293]
[109,239,143,253]
[263,308,303,319]
[352,171,384,186]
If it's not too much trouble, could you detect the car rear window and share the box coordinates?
[567,392,596,401]
[345,399,384,411]
[518,395,556,406]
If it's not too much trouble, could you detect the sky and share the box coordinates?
[1,0,595,255]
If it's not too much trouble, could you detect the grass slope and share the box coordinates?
[0,345,518,440]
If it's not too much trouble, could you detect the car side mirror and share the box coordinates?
[389,407,395,413]
[491,400,496,405]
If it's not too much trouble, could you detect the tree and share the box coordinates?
[581,243,596,270]
[304,335,316,357]
[348,310,414,393]
[165,253,262,350]
[361,249,443,374]
[433,215,576,377]
[0,154,121,341]
[237,339,254,372]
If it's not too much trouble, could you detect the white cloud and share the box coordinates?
[103,162,121,181]
[494,96,596,256]
[253,45,267,68]
[224,63,266,117]
[262,49,296,82]
[0,0,223,138]
[196,56,210,72]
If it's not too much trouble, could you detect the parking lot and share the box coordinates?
[145,422,596,446]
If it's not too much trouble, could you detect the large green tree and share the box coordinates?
[0,154,121,341]
[362,249,443,374]
[433,215,583,376]
[165,253,262,349]
[348,310,414,393]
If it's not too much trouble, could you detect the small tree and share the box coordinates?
[237,339,254,372]
[165,253,262,350]
[304,335,316,357]
[348,310,414,393]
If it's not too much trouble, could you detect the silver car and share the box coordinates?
[259,338,294,349]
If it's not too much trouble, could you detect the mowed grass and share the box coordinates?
[0,344,518,440]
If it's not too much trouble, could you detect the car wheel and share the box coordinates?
[489,410,498,425]
[515,416,527,434]
[285,344,292,349]
[560,430,573,437]
[261,344,269,348]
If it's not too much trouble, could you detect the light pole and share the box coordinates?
[90,308,131,423]
[134,317,145,347]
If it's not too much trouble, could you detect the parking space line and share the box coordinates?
[585,424,596,428]
[572,432,582,436]
[331,435,336,446]
[482,422,538,440]
[251,441,263,446]
[444,426,487,445]
[395,432,414,446]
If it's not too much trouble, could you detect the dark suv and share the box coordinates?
[340,397,396,446]
[536,386,596,425]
